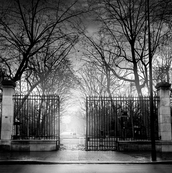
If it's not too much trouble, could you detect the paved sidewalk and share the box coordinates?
[0,148,172,164]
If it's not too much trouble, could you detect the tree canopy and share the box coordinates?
[79,0,172,97]
[0,0,87,83]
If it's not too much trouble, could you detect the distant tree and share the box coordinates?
[35,58,78,115]
[153,46,172,84]
[0,65,6,91]
[78,60,123,97]
[153,25,172,84]
[78,63,107,96]
[79,32,125,97]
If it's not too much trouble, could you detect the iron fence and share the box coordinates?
[86,96,159,151]
[13,94,60,140]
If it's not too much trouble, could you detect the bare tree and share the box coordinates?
[0,65,6,90]
[0,0,87,84]
[86,0,172,97]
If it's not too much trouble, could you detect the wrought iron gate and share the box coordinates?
[85,96,159,151]
[13,94,60,140]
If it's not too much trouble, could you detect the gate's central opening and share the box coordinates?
[60,103,85,150]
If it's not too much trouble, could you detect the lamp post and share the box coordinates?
[147,0,156,161]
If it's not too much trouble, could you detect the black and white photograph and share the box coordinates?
[0,0,172,172]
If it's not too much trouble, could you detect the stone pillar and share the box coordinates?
[156,82,172,152]
[0,80,15,148]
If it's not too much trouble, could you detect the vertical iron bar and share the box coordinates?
[49,96,51,139]
[27,95,29,138]
[99,96,101,150]
[32,95,34,139]
[104,96,106,150]
[94,97,96,150]
[57,95,59,140]
[93,96,95,150]
[91,97,92,150]
[54,96,56,140]
[34,95,36,139]
[110,97,112,149]
[85,97,88,151]
[94,97,95,150]
[88,96,90,150]
[115,97,118,148]
[53,96,55,140]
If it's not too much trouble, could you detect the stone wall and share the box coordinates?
[11,140,59,151]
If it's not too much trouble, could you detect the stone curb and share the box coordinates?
[0,160,172,164]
